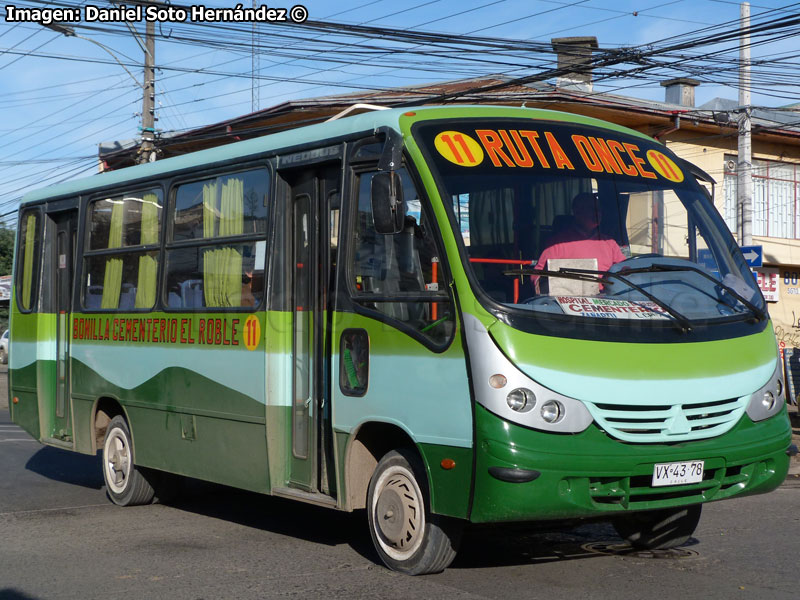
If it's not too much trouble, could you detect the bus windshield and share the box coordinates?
[414,119,765,328]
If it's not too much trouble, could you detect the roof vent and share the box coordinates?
[661,78,700,107]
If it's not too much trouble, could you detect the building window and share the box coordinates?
[724,155,800,239]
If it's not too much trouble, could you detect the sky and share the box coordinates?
[1,0,799,221]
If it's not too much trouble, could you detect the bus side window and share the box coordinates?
[351,169,453,346]
[165,169,269,309]
[82,190,162,311]
[16,210,41,312]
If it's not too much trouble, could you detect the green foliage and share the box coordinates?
[0,222,13,276]
[0,221,13,332]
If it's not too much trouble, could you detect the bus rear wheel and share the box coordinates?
[613,504,702,550]
[102,416,155,506]
[367,449,463,575]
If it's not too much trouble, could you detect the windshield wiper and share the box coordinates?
[616,264,767,321]
[504,267,693,333]
[502,267,603,285]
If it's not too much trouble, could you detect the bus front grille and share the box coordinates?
[587,396,747,443]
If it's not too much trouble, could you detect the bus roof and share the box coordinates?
[19,105,656,207]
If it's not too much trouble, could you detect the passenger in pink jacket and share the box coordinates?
[532,192,626,293]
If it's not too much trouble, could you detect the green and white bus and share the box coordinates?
[9,106,791,574]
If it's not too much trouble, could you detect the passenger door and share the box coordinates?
[51,210,78,442]
[279,162,341,494]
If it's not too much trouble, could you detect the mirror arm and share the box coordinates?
[376,127,404,172]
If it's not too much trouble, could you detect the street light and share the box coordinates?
[41,22,143,90]
[41,20,157,164]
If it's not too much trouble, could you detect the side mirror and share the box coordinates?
[371,172,405,234]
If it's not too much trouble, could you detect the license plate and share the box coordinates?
[651,460,704,487]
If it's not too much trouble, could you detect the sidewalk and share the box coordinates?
[787,403,800,478]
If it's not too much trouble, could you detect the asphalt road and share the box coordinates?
[1,367,799,599]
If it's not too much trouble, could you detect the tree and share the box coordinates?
[0,222,14,275]
[0,222,14,332]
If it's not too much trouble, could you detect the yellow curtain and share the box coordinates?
[101,201,124,309]
[134,193,159,308]
[203,178,244,307]
[203,182,218,238]
[220,178,243,237]
[21,213,36,310]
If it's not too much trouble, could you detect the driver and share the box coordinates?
[532,192,626,292]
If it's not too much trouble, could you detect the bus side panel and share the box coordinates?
[71,396,95,455]
[331,312,474,519]
[9,310,57,442]
[70,312,269,493]
[264,310,292,491]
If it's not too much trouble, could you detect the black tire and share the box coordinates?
[102,416,155,506]
[367,448,463,575]
[613,504,702,550]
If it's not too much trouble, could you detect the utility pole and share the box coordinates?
[252,0,259,112]
[737,1,752,245]
[138,15,156,164]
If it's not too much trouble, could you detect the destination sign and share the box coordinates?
[419,121,686,184]
[555,296,670,320]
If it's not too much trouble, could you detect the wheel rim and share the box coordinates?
[372,465,425,561]
[104,427,131,495]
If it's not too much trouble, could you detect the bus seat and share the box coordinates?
[180,279,204,308]
[119,283,136,310]
[85,285,103,309]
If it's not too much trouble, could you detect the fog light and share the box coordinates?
[541,400,564,423]
[507,388,535,412]
[761,391,775,411]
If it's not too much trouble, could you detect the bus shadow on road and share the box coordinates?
[452,521,699,569]
[0,588,40,600]
[167,480,703,570]
[168,479,376,555]
[24,446,104,490]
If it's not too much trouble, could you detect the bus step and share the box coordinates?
[272,487,338,509]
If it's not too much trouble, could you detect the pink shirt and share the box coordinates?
[532,227,626,286]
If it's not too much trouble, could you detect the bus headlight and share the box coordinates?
[463,314,593,434]
[746,361,785,422]
[507,388,535,412]
[761,391,775,411]
[541,400,564,423]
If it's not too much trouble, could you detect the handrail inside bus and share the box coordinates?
[469,257,533,303]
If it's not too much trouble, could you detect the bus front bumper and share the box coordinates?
[469,404,791,523]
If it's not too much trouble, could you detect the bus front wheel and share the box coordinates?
[102,416,155,506]
[367,448,463,575]
[613,504,702,550]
